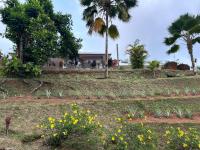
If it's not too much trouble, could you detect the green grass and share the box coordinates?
[0,73,200,149]
[0,97,199,149]
[1,74,200,99]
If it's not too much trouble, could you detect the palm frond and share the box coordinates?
[124,0,138,8]
[98,24,106,36]
[167,44,180,54]
[93,17,105,32]
[189,24,200,34]
[80,0,93,6]
[192,37,200,44]
[164,35,179,46]
[118,4,131,22]
[108,24,119,39]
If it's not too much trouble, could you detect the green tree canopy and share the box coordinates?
[0,0,82,65]
[164,13,200,72]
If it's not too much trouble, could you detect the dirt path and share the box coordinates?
[0,95,200,105]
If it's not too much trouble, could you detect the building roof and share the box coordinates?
[79,52,111,55]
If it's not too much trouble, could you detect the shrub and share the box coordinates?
[110,122,157,150]
[148,60,160,77]
[164,127,200,150]
[39,103,103,147]
[2,56,41,78]
[126,40,148,69]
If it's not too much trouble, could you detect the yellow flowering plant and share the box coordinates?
[164,127,200,150]
[39,103,103,146]
[109,119,157,150]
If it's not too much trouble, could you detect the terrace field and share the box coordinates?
[0,71,200,150]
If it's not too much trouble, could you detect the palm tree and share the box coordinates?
[164,14,200,73]
[80,0,138,78]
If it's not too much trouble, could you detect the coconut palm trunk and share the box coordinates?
[187,36,195,73]
[189,50,195,73]
[105,12,109,78]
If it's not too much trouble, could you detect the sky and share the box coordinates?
[0,0,200,65]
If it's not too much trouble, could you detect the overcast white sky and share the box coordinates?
[0,0,200,65]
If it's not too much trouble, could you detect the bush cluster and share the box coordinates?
[164,127,200,150]
[109,121,157,150]
[40,104,200,149]
[39,104,103,146]
[1,56,41,77]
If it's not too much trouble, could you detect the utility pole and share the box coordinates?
[116,44,119,68]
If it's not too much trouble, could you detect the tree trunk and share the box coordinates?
[105,12,109,78]
[189,51,195,73]
[19,36,23,63]
[187,36,195,74]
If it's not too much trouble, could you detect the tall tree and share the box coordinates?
[80,0,137,78]
[164,13,200,72]
[0,0,82,65]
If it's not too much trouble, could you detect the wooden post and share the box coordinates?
[117,44,119,68]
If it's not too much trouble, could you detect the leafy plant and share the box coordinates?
[174,107,184,118]
[2,92,7,100]
[148,60,160,77]
[163,109,171,118]
[110,123,157,150]
[184,109,193,119]
[58,91,64,98]
[45,90,51,99]
[2,56,41,78]
[40,103,102,146]
[135,111,145,119]
[184,87,190,95]
[175,89,180,96]
[154,108,163,118]
[127,40,148,69]
[164,127,200,150]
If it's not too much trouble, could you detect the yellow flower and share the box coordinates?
[178,130,184,138]
[50,124,55,129]
[118,129,122,133]
[73,110,78,114]
[183,143,188,148]
[119,136,124,141]
[73,119,79,125]
[112,136,115,141]
[59,120,63,123]
[165,130,170,135]
[137,135,144,142]
[198,143,200,149]
[147,129,152,134]
[148,136,152,140]
[116,118,122,122]
[63,132,67,136]
[64,113,68,117]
